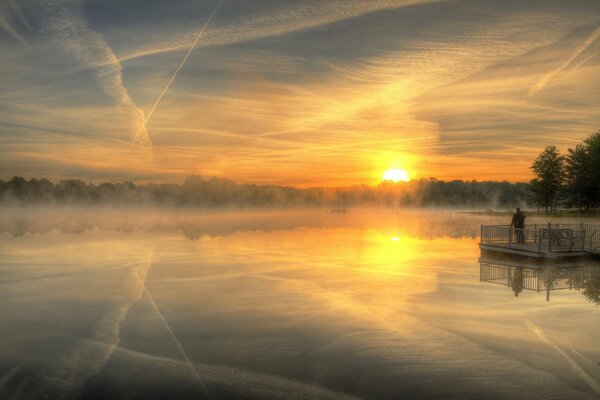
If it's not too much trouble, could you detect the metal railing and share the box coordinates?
[480,262,600,294]
[480,223,600,254]
[589,230,600,253]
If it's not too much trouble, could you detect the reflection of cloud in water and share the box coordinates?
[525,320,600,395]
[411,254,600,399]
[134,271,215,400]
[83,346,363,400]
[1,210,600,399]
[0,252,152,399]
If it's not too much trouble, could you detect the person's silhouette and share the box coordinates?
[511,207,526,244]
[511,267,524,297]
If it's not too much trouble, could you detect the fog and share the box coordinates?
[0,206,519,240]
[0,176,532,210]
[2,205,598,241]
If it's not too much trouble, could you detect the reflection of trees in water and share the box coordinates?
[480,258,600,304]
[580,275,600,305]
[0,208,501,240]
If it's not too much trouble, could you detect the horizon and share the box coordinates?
[0,174,534,189]
[1,1,600,186]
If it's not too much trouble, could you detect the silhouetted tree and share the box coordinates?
[530,145,564,213]
[583,130,600,209]
[561,130,600,211]
[564,144,591,211]
[0,175,533,209]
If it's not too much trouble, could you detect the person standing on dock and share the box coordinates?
[511,208,526,244]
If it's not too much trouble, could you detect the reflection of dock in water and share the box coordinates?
[480,223,600,259]
[480,256,600,302]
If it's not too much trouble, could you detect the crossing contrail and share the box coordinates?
[130,0,224,148]
[134,272,215,400]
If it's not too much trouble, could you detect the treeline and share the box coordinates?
[530,130,600,213]
[0,175,531,209]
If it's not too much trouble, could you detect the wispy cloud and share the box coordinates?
[38,0,151,145]
[529,25,600,96]
[0,0,31,45]
[116,0,438,63]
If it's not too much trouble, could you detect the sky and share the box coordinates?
[0,0,599,187]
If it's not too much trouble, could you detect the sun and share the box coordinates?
[383,168,410,182]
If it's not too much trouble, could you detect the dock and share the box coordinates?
[480,223,600,259]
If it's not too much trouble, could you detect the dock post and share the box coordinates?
[508,226,512,248]
[547,222,552,254]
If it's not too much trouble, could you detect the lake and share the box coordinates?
[0,208,599,399]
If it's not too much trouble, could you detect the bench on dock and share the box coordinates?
[480,223,600,258]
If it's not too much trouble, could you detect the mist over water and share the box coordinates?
[0,208,599,399]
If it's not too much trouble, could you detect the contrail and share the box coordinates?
[130,0,224,147]
[525,319,600,394]
[528,25,600,97]
[134,273,215,400]
[571,51,598,71]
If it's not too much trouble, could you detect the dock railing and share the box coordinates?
[480,261,600,300]
[480,223,600,254]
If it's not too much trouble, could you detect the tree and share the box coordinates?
[529,179,542,212]
[530,145,564,213]
[564,143,591,211]
[583,130,600,209]
[563,130,600,211]
[0,175,534,209]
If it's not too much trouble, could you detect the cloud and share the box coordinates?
[115,0,438,63]
[410,33,600,181]
[0,0,31,45]
[2,0,600,185]
[143,6,599,184]
[130,0,223,147]
[529,25,600,96]
[38,0,151,145]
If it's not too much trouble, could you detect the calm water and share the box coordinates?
[0,209,599,400]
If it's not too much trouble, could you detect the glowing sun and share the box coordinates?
[383,168,410,182]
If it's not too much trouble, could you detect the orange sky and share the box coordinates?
[1,1,599,187]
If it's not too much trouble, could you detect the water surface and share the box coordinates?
[0,209,598,399]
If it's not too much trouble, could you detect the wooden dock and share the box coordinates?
[480,223,600,259]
